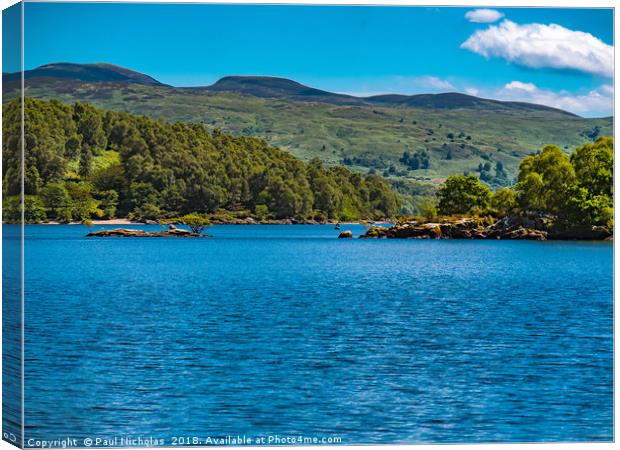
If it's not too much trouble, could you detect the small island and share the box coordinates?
[363,138,613,241]
[361,216,612,240]
[87,215,211,238]
[87,226,206,238]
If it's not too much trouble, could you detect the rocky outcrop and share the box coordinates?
[360,215,612,241]
[361,216,545,240]
[86,228,207,238]
[548,225,613,240]
[361,218,492,239]
[338,230,353,239]
[484,215,548,240]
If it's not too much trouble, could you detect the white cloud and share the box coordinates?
[337,75,455,97]
[504,81,536,92]
[327,74,612,117]
[465,9,504,23]
[479,81,613,117]
[465,87,479,96]
[414,76,455,91]
[461,20,613,78]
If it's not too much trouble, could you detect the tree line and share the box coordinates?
[430,136,613,229]
[2,98,401,223]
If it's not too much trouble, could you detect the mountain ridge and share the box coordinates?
[4,62,578,117]
[3,62,166,87]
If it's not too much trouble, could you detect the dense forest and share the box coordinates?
[2,97,612,231]
[429,136,613,231]
[2,98,401,223]
[5,63,613,188]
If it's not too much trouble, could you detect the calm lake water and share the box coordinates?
[3,224,614,444]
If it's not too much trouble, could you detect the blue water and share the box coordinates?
[5,224,614,444]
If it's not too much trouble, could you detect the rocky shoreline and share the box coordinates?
[360,216,613,241]
[84,216,613,241]
[50,217,390,226]
[143,217,390,226]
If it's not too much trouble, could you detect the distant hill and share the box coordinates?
[197,75,575,116]
[5,63,576,116]
[367,92,577,116]
[3,62,165,86]
[199,75,364,105]
[3,63,612,196]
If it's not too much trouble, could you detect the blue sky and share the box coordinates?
[5,3,614,117]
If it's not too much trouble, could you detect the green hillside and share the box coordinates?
[3,97,400,223]
[3,66,612,194]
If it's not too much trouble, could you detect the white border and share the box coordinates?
[0,2,616,450]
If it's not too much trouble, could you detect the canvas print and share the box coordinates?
[1,1,614,447]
